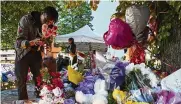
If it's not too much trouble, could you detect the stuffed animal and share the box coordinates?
[75,79,108,104]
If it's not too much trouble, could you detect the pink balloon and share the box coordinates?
[104,18,134,49]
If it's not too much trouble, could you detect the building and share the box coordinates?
[0,50,15,63]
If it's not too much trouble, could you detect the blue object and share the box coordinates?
[2,73,8,82]
[64,98,75,104]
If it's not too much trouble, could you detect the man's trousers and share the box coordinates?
[15,51,42,100]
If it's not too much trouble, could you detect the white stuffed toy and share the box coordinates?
[92,94,108,104]
[75,91,93,104]
[92,79,108,104]
[75,79,108,104]
[94,79,108,96]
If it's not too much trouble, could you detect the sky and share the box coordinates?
[91,1,124,58]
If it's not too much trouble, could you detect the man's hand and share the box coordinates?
[29,38,41,46]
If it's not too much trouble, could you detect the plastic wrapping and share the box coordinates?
[155,90,181,104]
[130,88,154,102]
[109,62,128,90]
[99,61,128,90]
[161,68,181,93]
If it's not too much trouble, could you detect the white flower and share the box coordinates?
[40,86,50,96]
[125,63,135,75]
[134,63,146,70]
[52,87,63,97]
[126,63,159,88]
[148,72,159,87]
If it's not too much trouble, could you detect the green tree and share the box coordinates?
[1,1,58,49]
[1,1,93,49]
[57,1,93,35]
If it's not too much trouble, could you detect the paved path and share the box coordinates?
[1,84,37,104]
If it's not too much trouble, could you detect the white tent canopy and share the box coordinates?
[55,25,106,51]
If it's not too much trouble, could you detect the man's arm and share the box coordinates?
[16,16,38,49]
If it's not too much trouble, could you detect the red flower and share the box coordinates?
[46,85,55,90]
[61,93,64,98]
[52,26,58,31]
[52,32,57,37]
[51,78,63,89]
[36,76,42,87]
[50,72,61,78]
[42,82,47,86]
[47,29,53,35]
[42,29,47,33]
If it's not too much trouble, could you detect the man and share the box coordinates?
[67,38,77,65]
[15,6,58,100]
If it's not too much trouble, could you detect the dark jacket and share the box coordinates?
[15,11,42,61]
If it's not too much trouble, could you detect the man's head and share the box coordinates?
[68,38,74,44]
[41,6,58,25]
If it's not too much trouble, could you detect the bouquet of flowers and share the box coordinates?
[39,23,58,47]
[119,63,159,103]
[36,67,64,104]
[125,63,159,90]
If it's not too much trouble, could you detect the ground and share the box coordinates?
[1,84,37,104]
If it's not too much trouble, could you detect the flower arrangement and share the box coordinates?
[39,23,58,47]
[125,63,159,91]
[36,67,64,104]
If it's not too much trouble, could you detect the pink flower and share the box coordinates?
[42,24,48,30]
